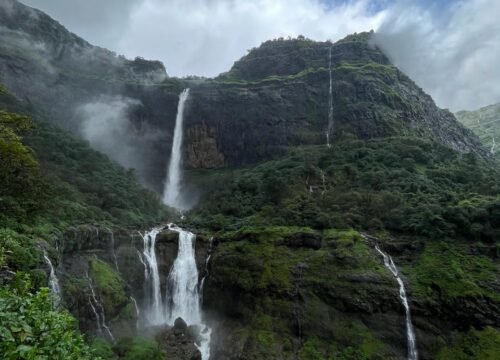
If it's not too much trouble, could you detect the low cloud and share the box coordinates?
[19,0,500,111]
[78,96,143,172]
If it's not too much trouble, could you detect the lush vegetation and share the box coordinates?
[0,86,166,232]
[436,327,500,360]
[0,84,167,358]
[186,136,500,358]
[456,102,500,161]
[189,137,500,241]
[0,275,94,360]
[92,337,166,360]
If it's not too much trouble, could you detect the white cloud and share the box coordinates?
[19,0,500,111]
[116,0,387,77]
[375,0,500,111]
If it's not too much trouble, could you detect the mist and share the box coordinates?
[77,96,145,175]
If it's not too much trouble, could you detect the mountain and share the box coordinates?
[0,1,499,360]
[0,0,488,191]
[456,102,500,160]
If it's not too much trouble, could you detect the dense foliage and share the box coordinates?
[456,102,500,161]
[0,87,166,231]
[189,137,500,242]
[0,275,94,360]
[0,84,167,358]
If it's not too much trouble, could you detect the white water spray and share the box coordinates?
[163,89,190,210]
[43,251,61,306]
[375,245,418,360]
[326,46,334,147]
[140,227,163,324]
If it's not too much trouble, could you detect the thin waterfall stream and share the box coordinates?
[326,46,333,147]
[375,245,418,360]
[43,250,61,306]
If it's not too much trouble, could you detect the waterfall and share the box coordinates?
[163,89,190,210]
[87,274,115,342]
[43,251,61,306]
[326,46,333,147]
[491,136,496,154]
[166,224,211,360]
[130,296,140,329]
[140,227,164,324]
[375,245,418,360]
[198,237,214,303]
[109,231,119,272]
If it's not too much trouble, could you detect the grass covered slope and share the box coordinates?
[186,136,500,359]
[456,102,500,161]
[0,84,166,359]
[0,85,166,231]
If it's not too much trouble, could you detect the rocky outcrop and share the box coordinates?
[156,318,202,360]
[184,124,225,168]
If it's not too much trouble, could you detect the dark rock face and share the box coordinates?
[156,320,202,360]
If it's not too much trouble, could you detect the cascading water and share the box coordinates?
[87,274,115,342]
[198,237,214,303]
[166,224,211,360]
[140,227,163,324]
[163,89,190,210]
[109,231,119,271]
[326,46,334,147]
[138,88,211,358]
[43,251,61,306]
[375,245,418,360]
[130,296,140,329]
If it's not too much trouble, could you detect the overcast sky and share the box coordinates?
[21,0,499,111]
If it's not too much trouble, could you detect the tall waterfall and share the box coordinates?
[163,89,190,210]
[140,227,164,324]
[375,245,418,360]
[326,46,333,147]
[43,251,61,306]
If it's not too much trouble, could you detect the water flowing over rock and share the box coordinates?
[326,45,333,147]
[87,274,115,342]
[375,245,418,360]
[43,251,61,307]
[140,227,164,324]
[166,224,212,360]
[163,89,190,210]
[139,224,211,359]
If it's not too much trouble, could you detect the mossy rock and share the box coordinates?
[436,326,500,360]
[89,256,128,317]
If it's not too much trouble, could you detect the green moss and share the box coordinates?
[91,338,117,359]
[112,337,166,360]
[436,327,500,360]
[89,256,127,316]
[405,241,499,300]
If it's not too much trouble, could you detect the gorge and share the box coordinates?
[0,1,499,360]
